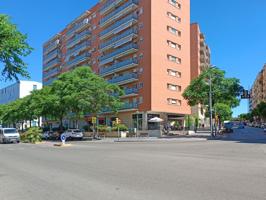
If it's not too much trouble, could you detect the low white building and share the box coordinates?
[0,80,43,129]
[0,80,42,104]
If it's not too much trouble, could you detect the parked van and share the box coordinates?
[0,128,20,143]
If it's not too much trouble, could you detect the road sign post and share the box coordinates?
[92,117,97,139]
[60,134,66,146]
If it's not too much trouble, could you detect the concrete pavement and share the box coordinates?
[0,127,265,200]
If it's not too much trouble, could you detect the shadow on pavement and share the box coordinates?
[209,127,266,144]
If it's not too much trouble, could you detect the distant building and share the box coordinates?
[250,64,266,110]
[190,23,211,126]
[0,81,42,105]
[0,81,42,129]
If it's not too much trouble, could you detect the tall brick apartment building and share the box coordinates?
[43,0,191,131]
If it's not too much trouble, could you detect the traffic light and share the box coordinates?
[116,118,121,124]
[241,90,251,99]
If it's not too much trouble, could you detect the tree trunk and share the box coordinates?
[38,117,41,127]
[59,117,64,133]
[22,122,24,132]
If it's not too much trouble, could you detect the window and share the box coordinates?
[167,55,181,64]
[167,69,181,77]
[139,96,143,104]
[167,40,181,50]
[168,0,181,9]
[167,98,181,106]
[33,85,37,90]
[167,12,181,23]
[167,84,181,91]
[167,26,181,36]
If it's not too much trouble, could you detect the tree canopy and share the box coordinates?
[183,67,243,108]
[0,66,124,130]
[0,14,32,81]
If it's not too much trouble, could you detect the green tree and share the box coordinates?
[49,66,123,131]
[214,103,232,121]
[253,102,266,121]
[183,67,243,108]
[0,14,32,81]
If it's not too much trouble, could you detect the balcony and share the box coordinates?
[44,40,59,55]
[100,28,138,51]
[100,0,139,28]
[67,30,91,49]
[122,87,138,98]
[121,102,138,110]
[66,19,90,38]
[43,77,58,86]
[100,13,138,40]
[43,58,60,71]
[108,73,138,86]
[100,0,126,15]
[66,41,91,58]
[43,49,59,64]
[65,53,91,68]
[43,67,60,79]
[100,58,138,77]
[102,102,138,113]
[99,43,138,66]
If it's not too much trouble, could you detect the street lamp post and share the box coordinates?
[208,65,217,137]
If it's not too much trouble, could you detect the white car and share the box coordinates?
[0,128,20,143]
[63,129,83,140]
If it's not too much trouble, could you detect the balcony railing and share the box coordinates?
[124,87,138,96]
[43,58,60,71]
[67,41,91,57]
[66,19,90,38]
[43,77,58,86]
[108,73,138,85]
[100,28,138,50]
[100,0,125,15]
[65,53,91,68]
[99,43,138,66]
[122,102,138,110]
[44,40,59,55]
[43,49,59,64]
[100,58,138,76]
[43,67,60,79]
[67,30,91,48]
[100,0,139,27]
[102,101,138,113]
[100,13,138,39]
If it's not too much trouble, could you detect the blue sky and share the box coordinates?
[1,0,266,116]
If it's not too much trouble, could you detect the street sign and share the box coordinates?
[60,134,66,145]
[92,117,97,124]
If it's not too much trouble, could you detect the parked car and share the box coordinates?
[238,123,245,129]
[0,128,20,143]
[62,129,84,140]
[41,131,53,140]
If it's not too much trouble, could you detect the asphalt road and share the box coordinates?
[0,127,266,200]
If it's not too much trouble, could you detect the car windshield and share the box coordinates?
[4,129,17,134]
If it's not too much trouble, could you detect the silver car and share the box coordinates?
[63,129,84,140]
